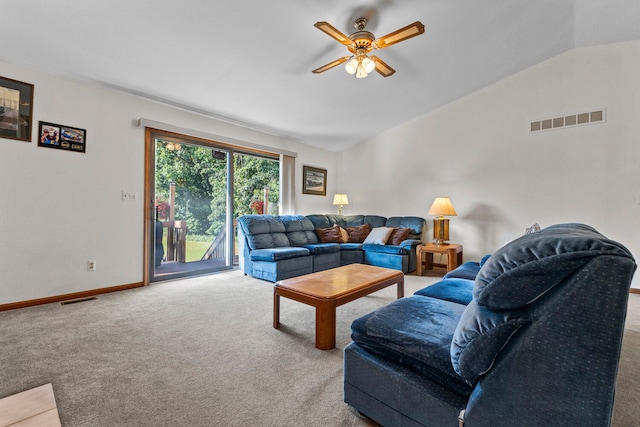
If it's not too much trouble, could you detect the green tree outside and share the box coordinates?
[155,140,279,260]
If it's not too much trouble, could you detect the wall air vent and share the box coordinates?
[530,108,606,133]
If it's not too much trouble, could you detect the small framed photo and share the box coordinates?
[38,121,86,153]
[0,76,34,142]
[302,165,327,196]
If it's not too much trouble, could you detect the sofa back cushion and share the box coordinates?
[280,215,320,246]
[306,214,366,229]
[363,215,387,229]
[385,216,426,240]
[237,215,290,250]
[473,223,634,310]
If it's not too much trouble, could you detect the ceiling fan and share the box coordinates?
[312,17,425,78]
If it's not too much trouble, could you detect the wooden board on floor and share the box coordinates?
[0,383,61,427]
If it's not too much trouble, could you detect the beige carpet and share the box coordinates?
[0,270,638,426]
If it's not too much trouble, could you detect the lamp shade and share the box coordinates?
[428,197,457,217]
[333,194,349,205]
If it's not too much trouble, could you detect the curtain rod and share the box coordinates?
[137,118,297,158]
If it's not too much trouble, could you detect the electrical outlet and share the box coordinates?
[87,260,96,271]
[121,191,138,201]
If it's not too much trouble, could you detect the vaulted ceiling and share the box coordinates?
[1,1,638,151]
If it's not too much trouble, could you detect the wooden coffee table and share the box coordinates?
[273,264,404,350]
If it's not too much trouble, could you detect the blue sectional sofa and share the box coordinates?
[236,214,426,282]
[344,223,636,427]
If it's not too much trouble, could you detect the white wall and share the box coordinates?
[0,61,339,305]
[2,40,638,305]
[339,40,640,288]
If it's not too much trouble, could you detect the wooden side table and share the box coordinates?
[416,243,463,275]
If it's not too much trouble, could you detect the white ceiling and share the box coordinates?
[1,1,638,151]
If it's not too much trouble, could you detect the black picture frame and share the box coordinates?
[302,165,327,196]
[0,76,34,142]
[38,121,86,153]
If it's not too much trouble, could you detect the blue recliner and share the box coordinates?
[344,223,636,426]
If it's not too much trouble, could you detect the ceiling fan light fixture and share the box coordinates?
[362,56,375,73]
[313,18,424,78]
[356,63,368,78]
[345,57,358,74]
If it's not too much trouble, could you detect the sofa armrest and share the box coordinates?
[399,239,421,250]
[401,239,422,272]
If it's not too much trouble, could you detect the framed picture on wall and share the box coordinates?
[0,76,34,142]
[302,165,327,196]
[38,121,86,153]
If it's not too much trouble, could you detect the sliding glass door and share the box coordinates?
[144,129,280,283]
[150,136,232,281]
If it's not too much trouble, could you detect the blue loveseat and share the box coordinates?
[344,223,636,427]
[236,214,426,282]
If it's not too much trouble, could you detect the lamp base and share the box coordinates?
[432,218,450,247]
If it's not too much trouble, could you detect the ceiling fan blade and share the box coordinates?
[314,21,353,46]
[371,56,395,77]
[374,21,425,49]
[312,56,351,74]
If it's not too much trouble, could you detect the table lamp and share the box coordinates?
[333,194,349,215]
[428,197,457,246]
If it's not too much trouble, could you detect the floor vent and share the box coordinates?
[61,296,97,305]
[530,108,605,133]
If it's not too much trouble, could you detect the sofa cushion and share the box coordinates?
[480,254,491,266]
[287,230,320,246]
[474,223,633,310]
[247,232,290,250]
[351,296,474,395]
[363,215,388,229]
[385,216,426,240]
[339,243,363,251]
[281,215,320,246]
[280,215,314,232]
[315,225,343,243]
[451,301,531,380]
[345,224,370,243]
[362,244,408,255]
[305,214,334,229]
[306,214,366,229]
[443,261,481,280]
[414,278,474,305]
[387,228,410,246]
[363,227,394,245]
[238,215,290,249]
[304,243,341,255]
[250,247,310,262]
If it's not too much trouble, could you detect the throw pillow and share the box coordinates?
[339,227,349,243]
[315,225,343,243]
[345,224,371,243]
[363,227,394,245]
[387,228,410,246]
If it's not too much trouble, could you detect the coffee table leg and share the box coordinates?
[273,289,280,329]
[315,299,337,350]
[397,276,404,299]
